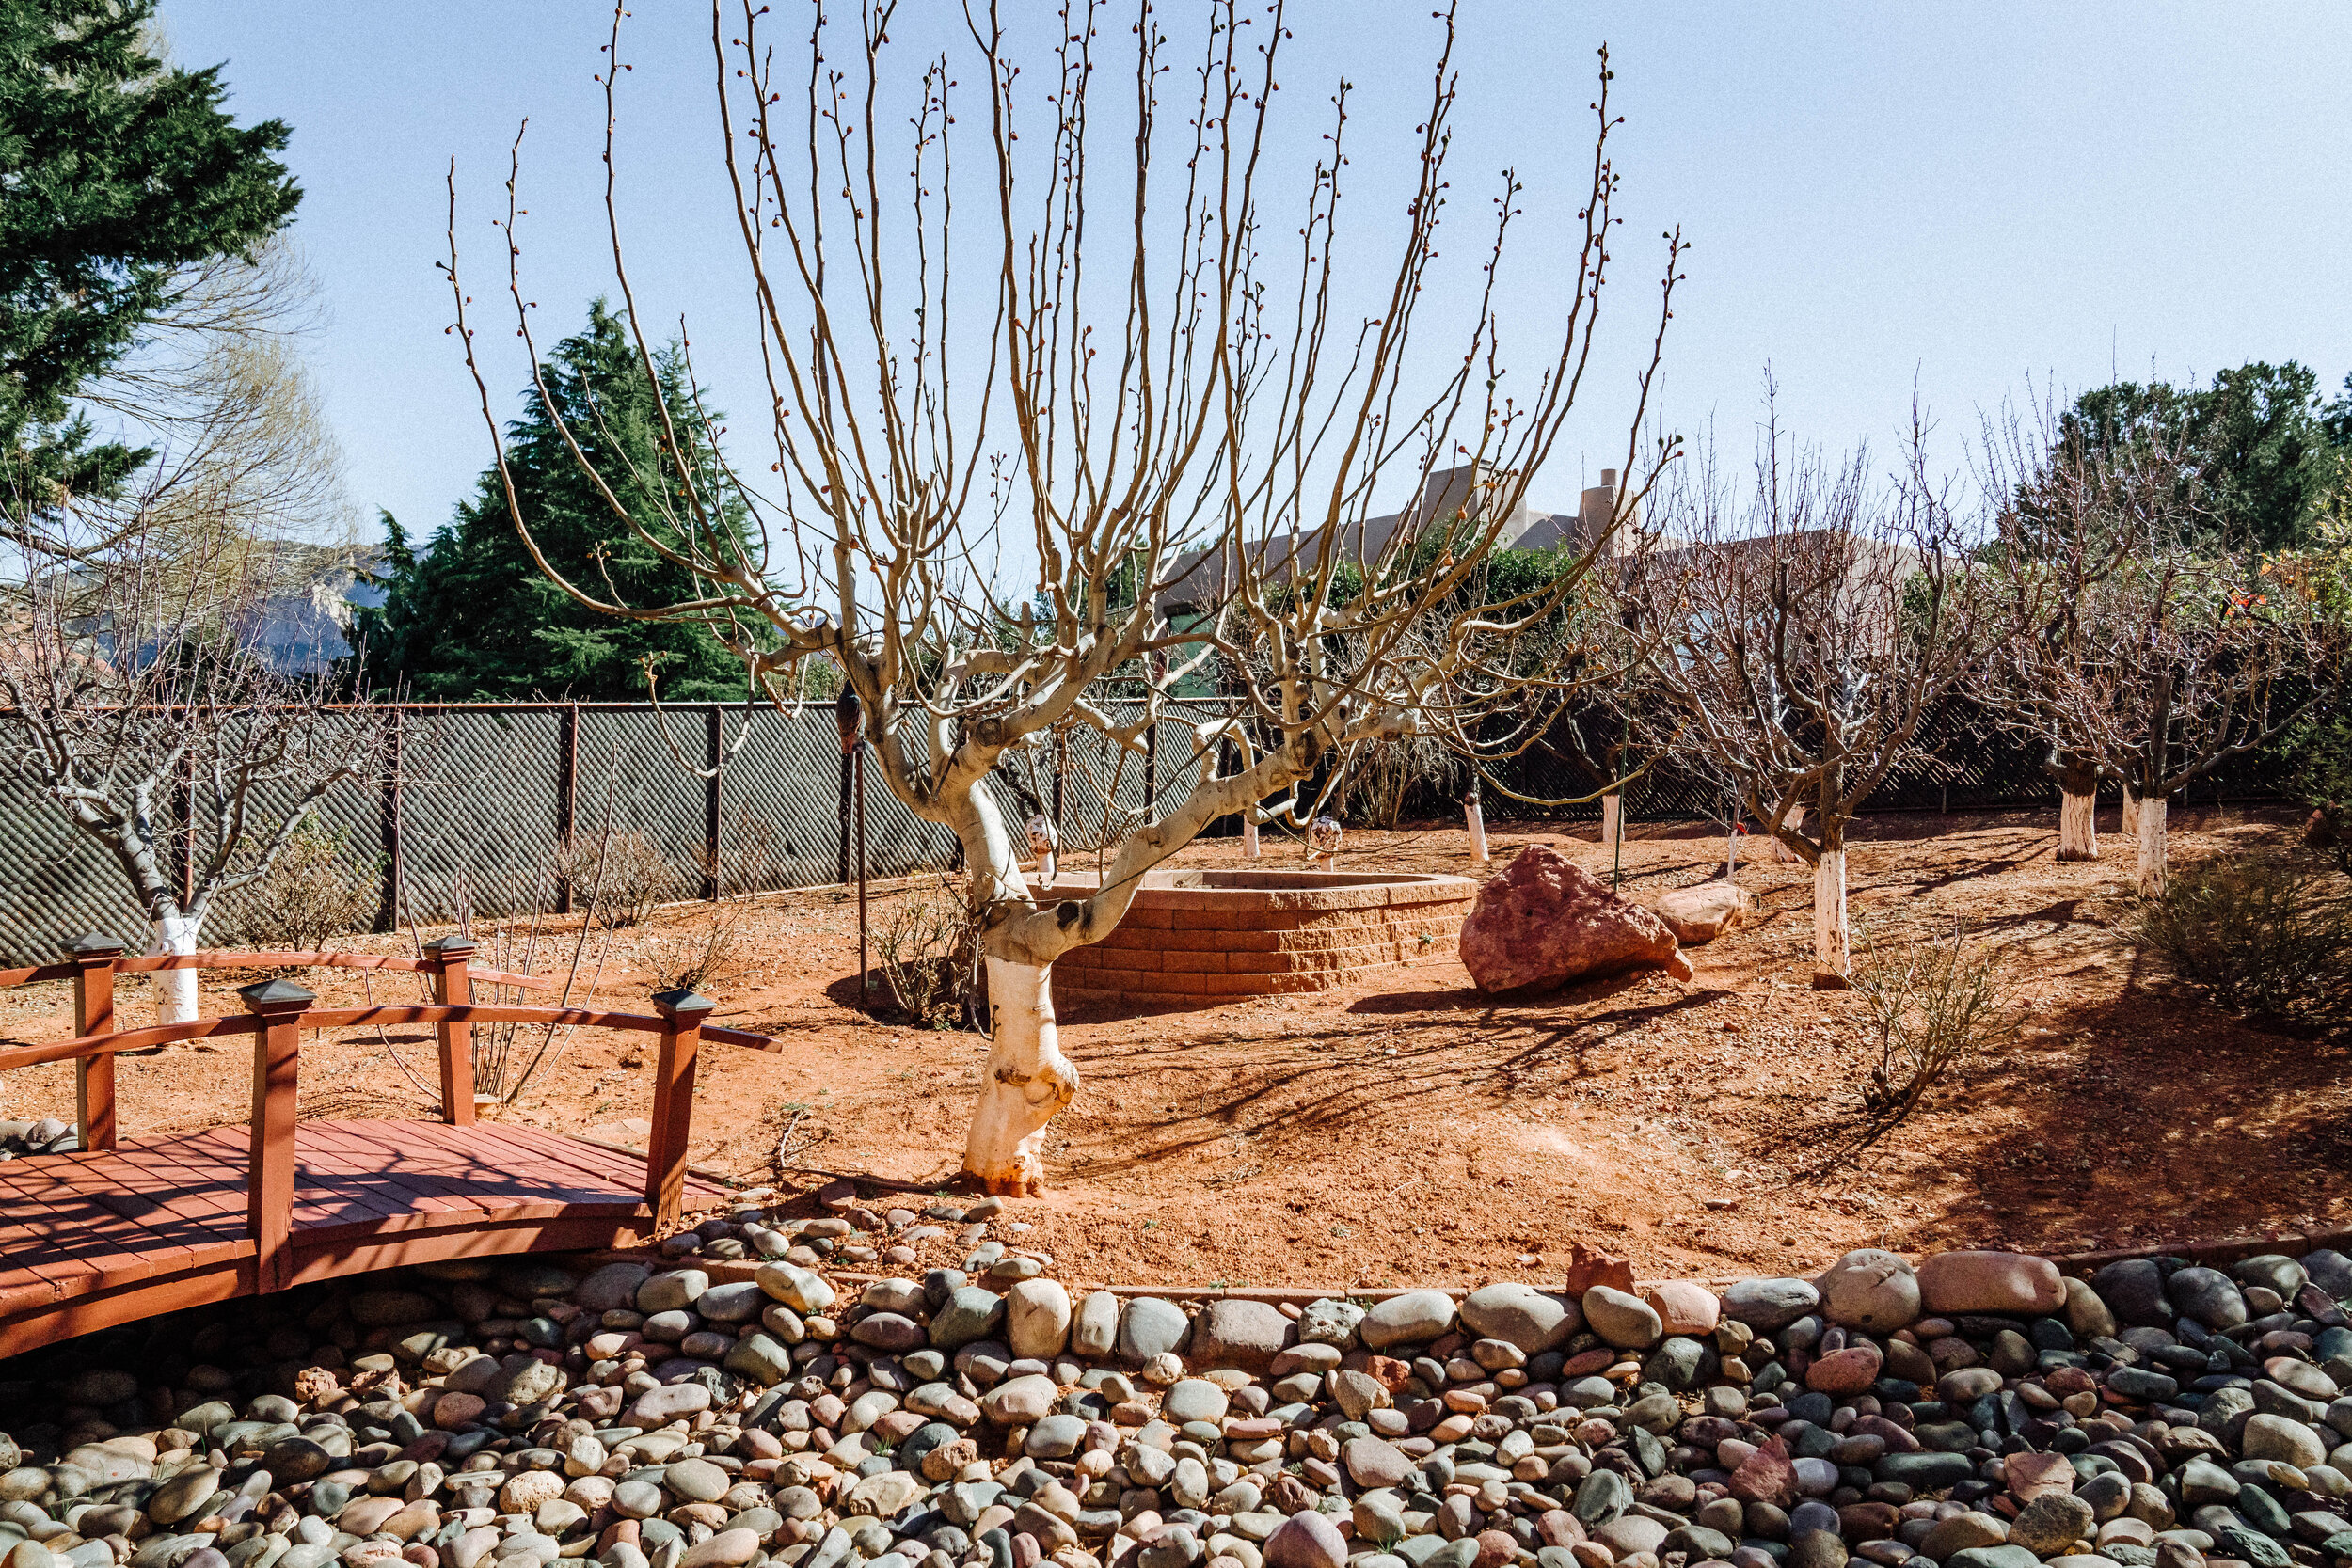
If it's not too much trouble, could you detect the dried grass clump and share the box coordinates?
[554,829,683,928]
[232,814,379,951]
[876,866,982,1029]
[1853,919,2016,1120]
[2133,856,2352,1020]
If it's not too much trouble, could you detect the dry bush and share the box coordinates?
[1853,920,2016,1119]
[1343,733,1463,830]
[876,868,982,1030]
[2133,857,2352,1020]
[231,814,379,951]
[554,829,683,928]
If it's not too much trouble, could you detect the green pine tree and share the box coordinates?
[2058,362,2346,551]
[357,302,759,701]
[0,0,300,522]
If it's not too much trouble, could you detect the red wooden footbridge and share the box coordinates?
[0,935,773,1358]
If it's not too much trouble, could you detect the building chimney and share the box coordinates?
[1577,468,1632,554]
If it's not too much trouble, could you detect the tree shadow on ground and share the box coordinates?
[1058,974,1732,1180]
[1724,846,2352,1250]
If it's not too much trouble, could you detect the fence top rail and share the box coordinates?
[0,949,553,992]
[0,1001,774,1074]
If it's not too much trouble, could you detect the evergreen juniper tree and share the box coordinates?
[0,0,300,532]
[357,302,757,701]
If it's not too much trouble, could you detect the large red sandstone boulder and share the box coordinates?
[1459,846,1692,993]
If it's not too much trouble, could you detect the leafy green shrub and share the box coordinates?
[2133,856,2352,1019]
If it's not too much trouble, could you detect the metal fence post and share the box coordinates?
[556,704,580,914]
[703,705,723,899]
[375,715,404,933]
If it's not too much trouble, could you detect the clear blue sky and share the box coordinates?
[160,0,2352,543]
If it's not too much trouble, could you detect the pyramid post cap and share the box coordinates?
[421,934,478,957]
[651,989,716,1019]
[68,932,125,958]
[238,977,316,1010]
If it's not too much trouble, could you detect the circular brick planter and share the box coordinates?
[1041,867,1477,1010]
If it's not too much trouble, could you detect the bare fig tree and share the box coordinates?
[1618,410,1981,983]
[0,527,389,1019]
[1981,412,2336,886]
[447,2,1681,1193]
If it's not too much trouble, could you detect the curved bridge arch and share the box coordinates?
[0,939,775,1358]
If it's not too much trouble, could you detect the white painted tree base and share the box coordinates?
[1813,848,1850,982]
[1466,800,1488,864]
[2056,790,2099,862]
[149,914,200,1023]
[1598,795,1621,847]
[962,957,1081,1196]
[1773,805,1808,863]
[1242,819,1260,859]
[2137,798,2169,897]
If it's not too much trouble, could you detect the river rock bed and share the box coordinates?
[2,1227,2349,1568]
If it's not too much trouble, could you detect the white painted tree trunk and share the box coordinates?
[1242,817,1260,859]
[2137,796,2169,897]
[1598,793,1621,847]
[149,913,201,1023]
[2121,784,2139,837]
[1466,797,1488,864]
[963,956,1081,1196]
[1813,847,1850,980]
[1773,804,1807,863]
[2056,789,2099,862]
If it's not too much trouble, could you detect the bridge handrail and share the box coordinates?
[0,1004,778,1073]
[0,974,764,1291]
[0,1015,264,1070]
[0,949,553,991]
[0,934,715,1162]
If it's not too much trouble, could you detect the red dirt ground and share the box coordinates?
[3,805,2344,1289]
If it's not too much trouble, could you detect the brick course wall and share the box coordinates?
[1052,879,1474,1008]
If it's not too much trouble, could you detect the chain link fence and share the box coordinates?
[0,692,2288,965]
[0,700,1221,965]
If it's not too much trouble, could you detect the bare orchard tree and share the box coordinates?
[1994,534,2330,895]
[447,3,1681,1192]
[1619,414,1982,983]
[1979,412,2335,884]
[0,529,389,1020]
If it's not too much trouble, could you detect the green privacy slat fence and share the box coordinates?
[0,700,1223,965]
[0,692,2289,964]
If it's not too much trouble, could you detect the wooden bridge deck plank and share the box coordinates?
[416,1121,648,1199]
[0,1120,702,1345]
[0,1151,216,1298]
[326,1121,604,1214]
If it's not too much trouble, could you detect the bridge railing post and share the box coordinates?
[645,990,714,1228]
[239,978,312,1292]
[68,933,124,1151]
[421,934,477,1125]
